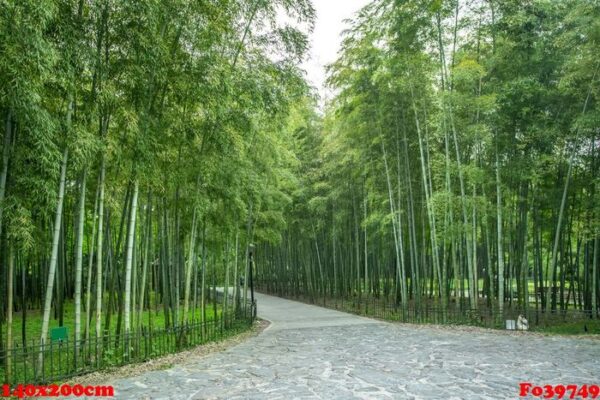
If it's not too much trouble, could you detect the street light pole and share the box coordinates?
[249,243,256,318]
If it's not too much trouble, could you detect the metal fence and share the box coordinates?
[0,301,256,384]
[257,284,598,332]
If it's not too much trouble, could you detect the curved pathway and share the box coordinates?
[111,293,599,399]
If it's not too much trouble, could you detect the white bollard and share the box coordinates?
[505,319,516,330]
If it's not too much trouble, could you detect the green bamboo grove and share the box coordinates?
[256,0,600,318]
[0,0,316,377]
[1,0,600,383]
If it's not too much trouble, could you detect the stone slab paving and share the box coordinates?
[107,293,599,399]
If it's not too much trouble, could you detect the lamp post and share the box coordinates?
[248,243,256,318]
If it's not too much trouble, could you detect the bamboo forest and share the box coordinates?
[1,0,599,391]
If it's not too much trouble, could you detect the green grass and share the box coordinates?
[0,293,253,384]
[364,278,584,310]
[2,296,221,347]
[263,287,599,336]
[532,319,600,335]
[370,278,576,292]
[0,316,254,384]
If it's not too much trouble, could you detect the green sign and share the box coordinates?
[50,327,68,342]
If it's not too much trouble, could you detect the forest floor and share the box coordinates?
[84,293,600,399]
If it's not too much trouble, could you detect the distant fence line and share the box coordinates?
[1,300,256,385]
[256,282,598,331]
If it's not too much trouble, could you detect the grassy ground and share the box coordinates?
[1,294,252,384]
[532,319,600,335]
[0,316,255,385]
[262,288,599,336]
[1,298,221,347]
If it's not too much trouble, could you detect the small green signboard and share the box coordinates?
[50,326,68,342]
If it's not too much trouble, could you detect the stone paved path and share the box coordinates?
[110,293,599,399]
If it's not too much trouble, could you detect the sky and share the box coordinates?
[301,0,371,103]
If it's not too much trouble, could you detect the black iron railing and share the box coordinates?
[257,282,598,332]
[0,300,255,384]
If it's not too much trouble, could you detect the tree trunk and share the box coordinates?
[364,194,368,297]
[85,174,100,342]
[95,154,106,337]
[38,147,69,371]
[74,169,87,358]
[0,110,12,239]
[5,243,14,383]
[182,203,198,324]
[138,191,152,330]
[381,137,407,307]
[411,88,443,308]
[123,180,139,334]
[593,237,598,316]
[496,152,505,313]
